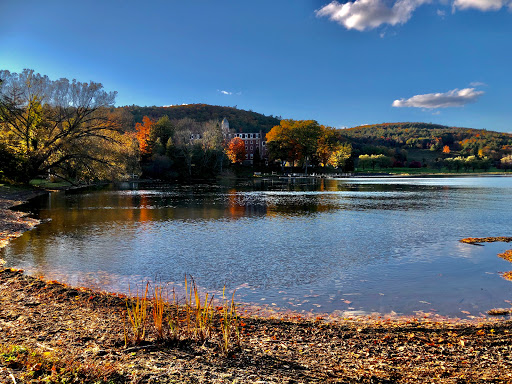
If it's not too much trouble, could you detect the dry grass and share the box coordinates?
[125,283,149,346]
[152,285,165,340]
[184,275,214,343]
[0,344,122,383]
[125,276,240,353]
[220,287,240,354]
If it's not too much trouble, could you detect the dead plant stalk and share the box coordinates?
[125,283,149,346]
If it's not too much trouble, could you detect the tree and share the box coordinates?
[316,127,340,166]
[442,145,451,154]
[501,155,512,171]
[358,154,371,170]
[0,69,130,182]
[170,118,197,177]
[328,143,352,169]
[149,115,174,149]
[225,137,246,164]
[266,119,322,173]
[135,116,155,158]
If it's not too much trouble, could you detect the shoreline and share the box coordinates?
[2,184,512,381]
[1,267,512,383]
[0,185,46,250]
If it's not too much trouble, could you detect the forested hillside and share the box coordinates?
[121,104,280,133]
[340,122,512,160]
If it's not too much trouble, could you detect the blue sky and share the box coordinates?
[1,0,511,132]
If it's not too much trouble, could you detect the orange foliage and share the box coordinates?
[442,145,450,154]
[135,116,155,156]
[225,137,246,164]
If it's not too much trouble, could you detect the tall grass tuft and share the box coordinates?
[125,283,149,346]
[126,276,241,354]
[167,286,180,341]
[184,275,214,342]
[152,285,165,340]
[220,286,240,354]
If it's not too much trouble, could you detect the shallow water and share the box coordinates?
[3,176,512,318]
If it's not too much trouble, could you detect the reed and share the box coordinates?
[184,275,215,342]
[125,283,149,346]
[220,286,240,354]
[152,285,165,340]
[127,277,241,353]
[167,286,180,341]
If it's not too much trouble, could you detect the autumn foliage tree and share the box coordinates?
[266,120,323,173]
[135,116,155,158]
[0,69,134,182]
[328,143,352,169]
[225,137,246,164]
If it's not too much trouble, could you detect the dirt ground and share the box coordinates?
[1,188,512,383]
[1,268,512,383]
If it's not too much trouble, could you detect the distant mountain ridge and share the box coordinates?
[121,104,281,133]
[340,122,512,153]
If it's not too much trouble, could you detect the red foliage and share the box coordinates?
[135,116,155,156]
[225,137,246,164]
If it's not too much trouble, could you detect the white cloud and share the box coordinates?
[392,88,484,108]
[469,81,487,87]
[317,0,512,31]
[315,0,430,31]
[453,0,511,11]
[218,90,242,96]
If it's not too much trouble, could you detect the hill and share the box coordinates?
[339,122,512,160]
[121,104,281,133]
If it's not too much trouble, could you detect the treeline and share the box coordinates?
[135,116,228,179]
[122,104,280,134]
[3,69,512,184]
[342,122,512,164]
[263,121,512,173]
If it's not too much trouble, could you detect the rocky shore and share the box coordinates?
[0,185,44,250]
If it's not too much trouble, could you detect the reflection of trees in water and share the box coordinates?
[4,180,461,266]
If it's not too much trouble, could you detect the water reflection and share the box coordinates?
[3,177,512,317]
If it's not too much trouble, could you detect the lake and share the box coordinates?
[2,176,512,319]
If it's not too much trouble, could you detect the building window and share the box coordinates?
[250,146,253,151]
[245,154,248,159]
[250,154,253,159]
[245,146,248,150]
[262,141,266,146]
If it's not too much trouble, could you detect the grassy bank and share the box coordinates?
[354,167,511,175]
